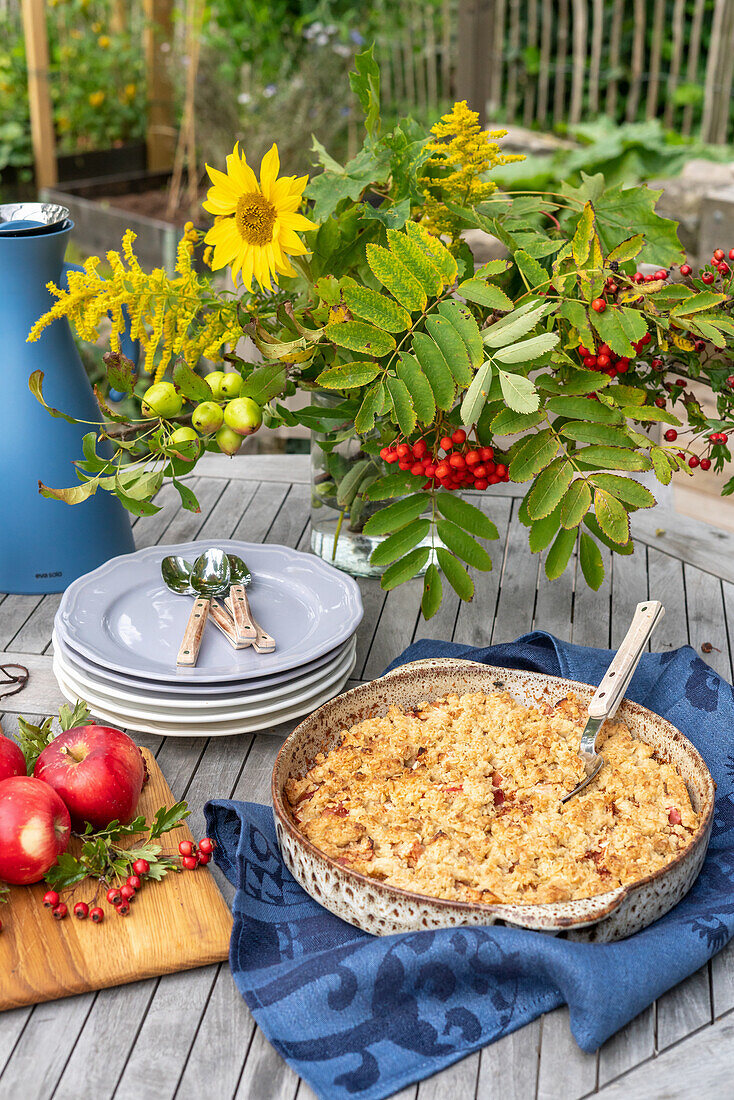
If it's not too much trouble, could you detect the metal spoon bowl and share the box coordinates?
[176,550,231,666]
[162,554,243,651]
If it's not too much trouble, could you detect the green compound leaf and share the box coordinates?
[436,548,475,601]
[526,459,574,520]
[380,546,431,590]
[411,332,455,410]
[362,493,428,536]
[460,360,493,427]
[482,300,553,349]
[341,278,411,332]
[607,234,645,263]
[354,382,384,434]
[514,248,547,289]
[491,407,544,435]
[436,299,484,365]
[545,527,577,580]
[457,278,513,311]
[425,315,472,387]
[396,353,436,425]
[436,493,499,540]
[560,422,634,447]
[436,519,493,570]
[366,242,427,313]
[618,404,681,425]
[336,459,372,506]
[421,563,443,619]
[579,531,605,589]
[528,502,562,551]
[576,445,652,472]
[363,470,417,500]
[572,202,595,266]
[493,331,559,364]
[386,228,444,298]
[370,518,431,567]
[589,474,656,509]
[324,319,396,357]
[583,513,634,554]
[385,375,417,437]
[594,487,631,544]
[405,220,458,285]
[589,305,635,357]
[509,429,559,482]
[559,478,592,529]
[547,395,623,424]
[650,445,674,485]
[497,369,541,413]
[316,362,381,389]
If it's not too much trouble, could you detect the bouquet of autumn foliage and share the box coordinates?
[28,49,734,620]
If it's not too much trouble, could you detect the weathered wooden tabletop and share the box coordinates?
[2,453,734,1100]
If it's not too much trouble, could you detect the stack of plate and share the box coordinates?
[52,540,363,737]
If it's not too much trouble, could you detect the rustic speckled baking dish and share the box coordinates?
[272,659,716,942]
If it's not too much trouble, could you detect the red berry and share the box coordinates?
[424,464,437,478]
[591,298,606,312]
[632,272,644,284]
[616,358,630,373]
[385,451,399,464]
[655,397,666,408]
[703,272,715,284]
[720,433,729,443]
[680,264,692,276]
[719,262,730,275]
[596,354,611,369]
[43,890,60,909]
[714,249,725,261]
[664,429,678,442]
[451,428,466,445]
[729,250,734,261]
[473,465,487,478]
[379,447,390,461]
[654,269,668,281]
[495,463,507,478]
[198,853,212,865]
[126,874,142,890]
[116,902,131,916]
[132,859,150,876]
[651,357,663,370]
[182,855,198,871]
[728,376,734,387]
[90,907,104,924]
[465,450,480,467]
[107,887,122,906]
[700,458,712,470]
[640,332,652,346]
[474,478,488,490]
[578,345,590,357]
[488,473,500,484]
[398,460,412,471]
[410,462,423,476]
[677,452,686,460]
[440,436,453,452]
[583,356,598,369]
[448,453,465,469]
[413,439,428,459]
[689,455,700,468]
[73,902,89,920]
[694,340,706,352]
[643,273,655,283]
[52,903,68,920]
[435,462,450,479]
[396,443,411,459]
[675,378,687,387]
[120,884,136,901]
[479,447,494,462]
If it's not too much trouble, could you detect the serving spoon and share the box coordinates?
[562,600,665,802]
[176,550,231,666]
[226,555,275,653]
[161,555,246,650]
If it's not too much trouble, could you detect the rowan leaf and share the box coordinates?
[380,547,431,590]
[460,360,493,426]
[421,563,443,619]
[526,459,574,520]
[545,527,577,579]
[572,202,595,266]
[341,278,412,332]
[412,332,455,410]
[370,518,431,566]
[497,369,541,413]
[589,306,635,357]
[606,234,645,263]
[457,278,513,311]
[537,370,611,396]
[354,382,384,433]
[576,445,652,472]
[362,493,427,535]
[491,407,544,435]
[436,548,474,600]
[670,290,726,316]
[366,243,427,312]
[493,331,559,364]
[405,220,457,285]
[594,487,631,544]
[436,299,484,364]
[528,503,562,551]
[579,532,605,589]
[515,248,547,289]
[482,300,554,348]
[385,375,417,437]
[387,228,444,298]
[589,474,656,509]
[560,422,634,447]
[396,353,436,425]
[509,429,559,482]
[436,493,499,540]
[363,471,417,500]
[583,513,634,554]
[650,445,674,485]
[436,519,493,570]
[424,315,472,387]
[546,395,622,424]
[316,362,381,389]
[618,404,681,425]
[560,478,592,528]
[324,320,396,357]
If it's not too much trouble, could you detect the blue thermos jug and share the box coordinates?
[1,207,136,593]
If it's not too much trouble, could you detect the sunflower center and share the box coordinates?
[234,192,277,246]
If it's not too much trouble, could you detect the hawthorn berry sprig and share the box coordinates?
[44,801,190,891]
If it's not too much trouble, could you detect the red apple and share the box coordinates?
[0,732,26,782]
[0,776,71,884]
[34,725,145,831]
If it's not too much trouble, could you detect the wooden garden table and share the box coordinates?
[1,453,734,1100]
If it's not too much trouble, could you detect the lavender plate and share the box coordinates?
[56,540,363,684]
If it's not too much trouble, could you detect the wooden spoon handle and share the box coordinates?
[229,583,257,643]
[209,600,250,649]
[225,594,276,653]
[177,597,210,666]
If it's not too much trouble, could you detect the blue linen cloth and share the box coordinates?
[204,631,734,1100]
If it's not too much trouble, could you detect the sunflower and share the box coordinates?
[202,143,317,291]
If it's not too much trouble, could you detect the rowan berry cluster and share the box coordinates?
[380,427,510,491]
[577,332,652,379]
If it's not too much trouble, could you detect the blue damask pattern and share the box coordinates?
[205,633,734,1100]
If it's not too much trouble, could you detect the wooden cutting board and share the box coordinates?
[0,749,232,1011]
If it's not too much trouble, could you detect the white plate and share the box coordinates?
[54,661,356,737]
[53,638,357,720]
[56,540,363,683]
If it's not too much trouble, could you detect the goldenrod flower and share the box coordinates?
[98,35,111,49]
[89,90,105,108]
[202,143,316,291]
[124,83,137,100]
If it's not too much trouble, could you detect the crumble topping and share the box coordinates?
[285,691,698,905]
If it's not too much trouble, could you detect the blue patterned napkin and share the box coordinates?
[204,632,734,1100]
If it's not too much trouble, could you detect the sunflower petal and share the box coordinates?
[279,211,318,232]
[259,144,281,199]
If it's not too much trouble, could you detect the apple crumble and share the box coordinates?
[285,691,699,905]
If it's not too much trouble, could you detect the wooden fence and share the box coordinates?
[377,0,734,144]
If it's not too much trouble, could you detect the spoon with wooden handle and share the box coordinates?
[161,555,248,650]
[176,549,230,666]
[226,555,257,645]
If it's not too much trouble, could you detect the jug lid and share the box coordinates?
[0,202,70,236]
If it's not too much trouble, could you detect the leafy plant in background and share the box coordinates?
[27,50,734,621]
